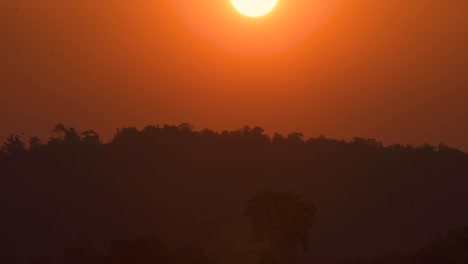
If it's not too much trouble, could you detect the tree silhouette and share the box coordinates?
[81,129,101,146]
[29,136,43,151]
[287,132,304,144]
[1,123,467,264]
[245,191,316,264]
[49,124,81,146]
[51,123,67,139]
[272,133,286,144]
[2,134,26,156]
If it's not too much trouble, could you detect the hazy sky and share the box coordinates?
[1,0,467,150]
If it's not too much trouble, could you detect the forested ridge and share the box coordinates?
[1,124,468,264]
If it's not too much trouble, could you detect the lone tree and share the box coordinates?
[245,191,316,264]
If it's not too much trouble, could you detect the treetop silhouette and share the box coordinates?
[245,191,316,264]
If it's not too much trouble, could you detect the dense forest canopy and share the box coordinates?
[1,124,467,264]
[1,123,465,155]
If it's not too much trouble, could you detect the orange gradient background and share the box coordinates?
[1,0,467,150]
[169,0,340,54]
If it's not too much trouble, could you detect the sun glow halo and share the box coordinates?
[231,0,278,17]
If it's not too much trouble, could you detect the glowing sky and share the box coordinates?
[1,0,467,150]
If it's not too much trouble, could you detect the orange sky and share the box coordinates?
[1,0,467,150]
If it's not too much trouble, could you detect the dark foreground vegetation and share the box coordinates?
[1,124,468,264]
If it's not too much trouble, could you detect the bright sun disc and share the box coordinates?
[232,0,278,17]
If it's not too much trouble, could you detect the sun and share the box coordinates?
[231,0,279,17]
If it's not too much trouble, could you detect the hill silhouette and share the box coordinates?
[1,124,467,263]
